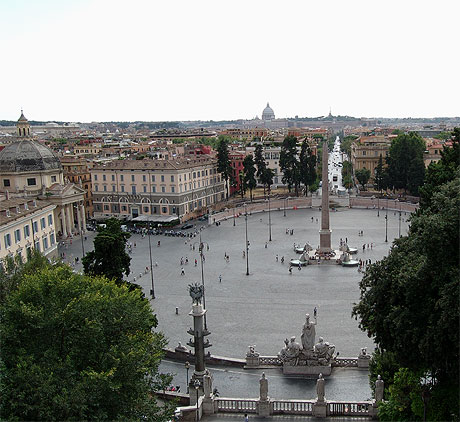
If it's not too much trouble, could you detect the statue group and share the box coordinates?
[279,313,336,369]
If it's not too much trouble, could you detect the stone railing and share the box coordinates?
[333,357,359,367]
[214,398,257,413]
[350,197,419,213]
[272,399,314,415]
[328,401,372,416]
[246,354,368,369]
[258,356,282,366]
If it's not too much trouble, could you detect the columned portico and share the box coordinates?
[61,206,68,237]
[66,204,73,235]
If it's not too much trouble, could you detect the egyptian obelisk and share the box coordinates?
[319,139,332,253]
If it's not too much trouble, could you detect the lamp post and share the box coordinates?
[185,361,190,393]
[398,201,402,238]
[194,379,201,421]
[266,195,272,241]
[385,196,388,243]
[193,234,210,330]
[233,207,236,226]
[74,204,85,257]
[147,220,155,298]
[244,203,249,276]
[377,195,380,217]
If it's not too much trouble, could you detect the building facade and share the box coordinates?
[91,157,226,222]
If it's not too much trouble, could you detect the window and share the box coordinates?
[103,185,107,191]
[184,174,187,181]
[162,206,167,213]
[122,206,127,211]
[50,233,55,245]
[193,172,196,179]
[151,175,155,182]
[171,186,175,193]
[152,186,156,193]
[35,240,40,252]
[14,229,21,243]
[48,214,53,226]
[43,237,48,250]
[131,186,136,194]
[40,217,46,229]
[161,186,165,193]
[121,185,125,192]
[362,151,366,156]
[24,225,30,237]
[161,175,165,182]
[144,206,149,213]
[4,179,10,187]
[112,174,115,181]
[103,174,106,181]
[112,185,116,192]
[143,186,147,193]
[171,175,174,182]
[120,174,124,182]
[4,233,11,248]
[94,174,98,181]
[95,185,98,191]
[131,175,135,182]
[33,221,38,233]
[143,175,146,182]
[27,178,37,186]
[104,205,109,211]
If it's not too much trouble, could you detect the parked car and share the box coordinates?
[181,223,193,230]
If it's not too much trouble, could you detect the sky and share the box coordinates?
[1,0,459,122]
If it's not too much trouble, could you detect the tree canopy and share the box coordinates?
[82,218,131,285]
[355,168,371,190]
[280,135,300,195]
[0,264,174,422]
[216,138,232,198]
[299,139,317,196]
[243,154,257,200]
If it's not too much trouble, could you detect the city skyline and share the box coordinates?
[1,0,459,122]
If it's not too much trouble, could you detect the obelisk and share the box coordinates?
[319,139,332,253]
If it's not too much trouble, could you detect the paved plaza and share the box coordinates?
[63,205,410,362]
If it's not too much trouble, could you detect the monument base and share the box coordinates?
[313,401,327,418]
[282,364,332,377]
[257,400,271,417]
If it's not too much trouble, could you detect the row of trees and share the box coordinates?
[0,220,175,421]
[352,128,459,421]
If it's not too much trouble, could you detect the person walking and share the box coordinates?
[219,274,222,283]
[181,268,185,276]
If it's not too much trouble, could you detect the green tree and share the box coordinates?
[216,137,232,199]
[355,168,371,190]
[254,144,267,194]
[0,265,174,422]
[299,139,316,196]
[374,154,388,192]
[386,132,426,194]
[243,154,257,201]
[280,135,300,195]
[238,170,246,198]
[352,174,460,421]
[340,135,357,157]
[420,127,459,208]
[82,218,131,285]
[261,167,274,195]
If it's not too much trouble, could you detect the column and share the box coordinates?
[66,204,73,236]
[80,204,87,232]
[61,206,68,237]
[76,203,83,233]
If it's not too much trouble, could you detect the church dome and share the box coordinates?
[262,102,275,120]
[0,140,62,172]
[18,110,28,122]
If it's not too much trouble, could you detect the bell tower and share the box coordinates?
[17,109,31,138]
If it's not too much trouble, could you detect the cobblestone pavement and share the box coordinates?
[63,206,410,361]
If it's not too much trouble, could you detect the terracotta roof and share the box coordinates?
[0,198,54,226]
[92,157,217,171]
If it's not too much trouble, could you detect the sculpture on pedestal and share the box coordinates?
[375,375,384,402]
[301,313,317,350]
[259,372,268,401]
[316,373,325,402]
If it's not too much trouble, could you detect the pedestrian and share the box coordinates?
[195,259,197,267]
[181,268,185,276]
[298,263,301,271]
[314,306,317,318]
[289,266,292,274]
[242,250,245,258]
[362,244,365,252]
[276,254,279,262]
[281,256,284,264]
[265,242,268,248]
[371,243,373,249]
[245,414,249,422]
[185,257,188,264]
[346,237,348,244]
[219,274,222,282]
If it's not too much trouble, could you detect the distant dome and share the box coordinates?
[262,102,275,120]
[18,110,28,122]
[0,140,62,172]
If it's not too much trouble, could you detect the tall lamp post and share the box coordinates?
[233,207,236,226]
[377,195,380,217]
[74,204,85,257]
[185,361,190,393]
[266,195,272,241]
[147,220,155,298]
[385,196,388,243]
[193,234,210,330]
[244,203,249,276]
[398,200,402,238]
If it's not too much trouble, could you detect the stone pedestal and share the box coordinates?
[245,355,260,368]
[369,401,379,419]
[257,400,271,417]
[282,364,332,377]
[313,401,327,418]
[358,355,370,368]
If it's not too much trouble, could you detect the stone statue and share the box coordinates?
[279,336,301,364]
[375,375,384,402]
[246,345,259,357]
[314,337,328,358]
[259,372,268,401]
[203,371,213,398]
[301,313,317,350]
[316,373,325,402]
[188,283,204,304]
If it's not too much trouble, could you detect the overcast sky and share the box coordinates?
[1,0,459,122]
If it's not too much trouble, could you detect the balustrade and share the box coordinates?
[273,400,313,415]
[215,398,257,413]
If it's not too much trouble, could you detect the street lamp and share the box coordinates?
[244,203,249,276]
[233,207,236,226]
[385,196,388,243]
[377,195,380,217]
[147,220,155,298]
[194,379,201,421]
[398,201,402,238]
[283,196,290,217]
[266,195,272,241]
[185,361,190,393]
[74,203,85,257]
[193,234,210,330]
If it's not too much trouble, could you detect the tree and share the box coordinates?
[352,174,459,421]
[243,154,257,201]
[82,218,131,285]
[299,139,316,196]
[280,135,299,195]
[355,168,371,190]
[238,171,246,198]
[261,167,274,195]
[386,132,426,194]
[254,144,267,194]
[341,160,354,189]
[216,137,232,198]
[0,264,175,422]
[341,135,357,157]
[420,127,459,208]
